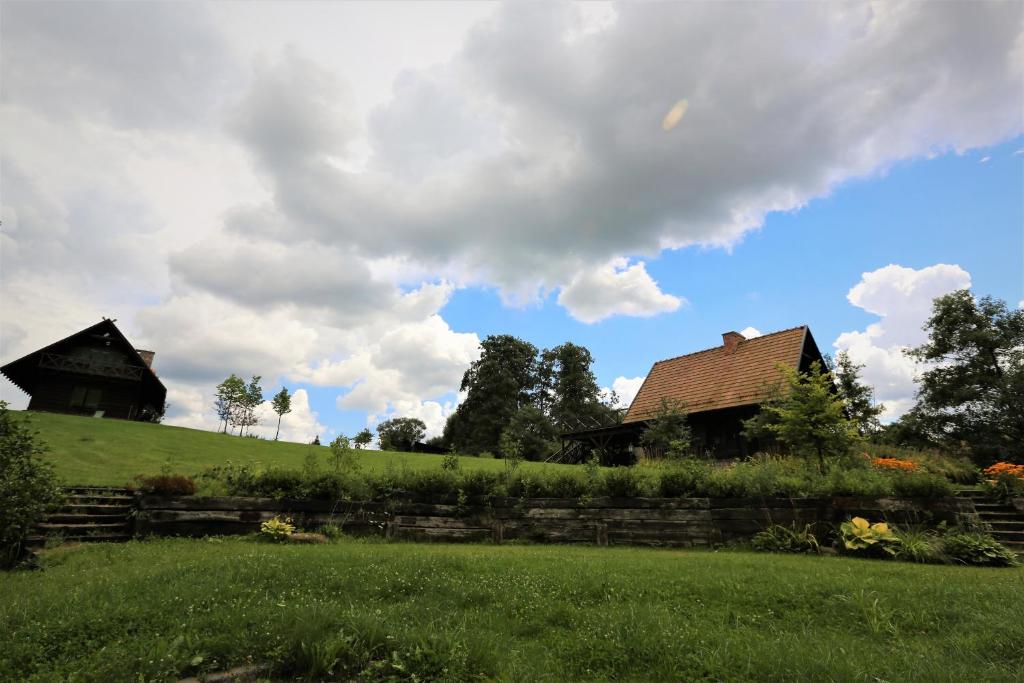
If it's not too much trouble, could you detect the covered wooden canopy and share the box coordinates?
[1,318,167,421]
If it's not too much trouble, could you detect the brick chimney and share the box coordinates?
[136,349,155,368]
[722,332,744,353]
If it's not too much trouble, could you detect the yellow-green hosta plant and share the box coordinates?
[259,516,296,542]
[839,517,901,558]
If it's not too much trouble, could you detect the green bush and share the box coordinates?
[891,527,943,564]
[752,524,820,554]
[941,532,1020,567]
[656,461,710,497]
[133,474,196,496]
[889,472,954,498]
[0,403,63,569]
[601,468,648,498]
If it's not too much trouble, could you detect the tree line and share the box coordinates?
[213,375,293,440]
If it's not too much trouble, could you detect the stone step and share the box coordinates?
[989,530,1024,541]
[974,505,1018,514]
[35,522,131,532]
[63,486,132,493]
[59,503,133,515]
[986,520,1024,531]
[64,495,135,506]
[44,513,132,525]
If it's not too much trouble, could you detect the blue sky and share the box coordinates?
[2,2,1021,443]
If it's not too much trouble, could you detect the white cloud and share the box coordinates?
[558,259,683,323]
[739,327,762,339]
[165,387,327,445]
[603,376,645,410]
[979,155,992,163]
[834,263,972,421]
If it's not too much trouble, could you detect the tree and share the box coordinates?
[542,342,616,431]
[271,387,292,441]
[639,398,692,459]
[502,405,559,460]
[906,290,1024,463]
[214,374,245,434]
[446,335,539,454]
[834,351,884,435]
[759,361,859,472]
[234,375,263,437]
[1,402,63,568]
[376,417,427,452]
[353,428,373,449]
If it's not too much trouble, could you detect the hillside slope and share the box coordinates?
[13,411,577,486]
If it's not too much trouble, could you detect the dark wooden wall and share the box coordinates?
[27,371,146,420]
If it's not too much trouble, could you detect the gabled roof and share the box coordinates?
[0,318,166,398]
[623,326,821,422]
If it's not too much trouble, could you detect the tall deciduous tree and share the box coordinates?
[271,387,292,441]
[761,361,859,472]
[376,417,427,452]
[907,290,1024,463]
[214,374,245,434]
[834,351,884,435]
[445,335,539,454]
[543,342,616,431]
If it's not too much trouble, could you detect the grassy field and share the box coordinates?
[13,411,580,486]
[2,538,1022,681]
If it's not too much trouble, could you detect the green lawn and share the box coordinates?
[2,538,1022,681]
[13,411,580,486]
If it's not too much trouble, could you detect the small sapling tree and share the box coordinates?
[329,434,358,472]
[639,398,692,459]
[834,351,884,435]
[271,387,292,441]
[761,361,859,472]
[214,374,246,434]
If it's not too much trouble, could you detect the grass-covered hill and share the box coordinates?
[13,411,577,486]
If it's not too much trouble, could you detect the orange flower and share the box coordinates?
[872,457,918,472]
[984,462,1024,480]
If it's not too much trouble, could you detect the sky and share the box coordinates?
[1,1,1022,444]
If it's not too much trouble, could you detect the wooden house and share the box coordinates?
[558,326,826,462]
[1,319,167,421]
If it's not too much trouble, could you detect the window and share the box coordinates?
[70,386,102,410]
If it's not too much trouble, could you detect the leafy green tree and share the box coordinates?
[353,428,373,450]
[235,375,264,437]
[214,374,245,434]
[906,290,1024,463]
[834,351,884,435]
[639,398,692,459]
[542,342,617,431]
[376,417,427,452]
[502,405,559,460]
[271,387,292,441]
[445,335,539,454]
[329,434,357,471]
[1,403,63,569]
[761,361,859,471]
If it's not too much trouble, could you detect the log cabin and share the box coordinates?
[558,325,826,462]
[1,319,167,421]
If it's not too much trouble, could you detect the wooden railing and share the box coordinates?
[38,352,144,381]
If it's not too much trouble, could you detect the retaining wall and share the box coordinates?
[135,495,978,547]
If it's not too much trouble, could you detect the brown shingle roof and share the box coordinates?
[623,326,809,422]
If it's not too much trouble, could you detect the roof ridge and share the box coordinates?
[652,325,807,366]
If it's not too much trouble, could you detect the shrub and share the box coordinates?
[752,524,820,554]
[657,461,711,497]
[821,467,891,498]
[543,471,593,499]
[838,517,901,558]
[983,462,1024,499]
[133,474,196,496]
[889,472,954,498]
[0,403,63,569]
[601,467,646,498]
[259,516,295,542]
[941,532,1020,567]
